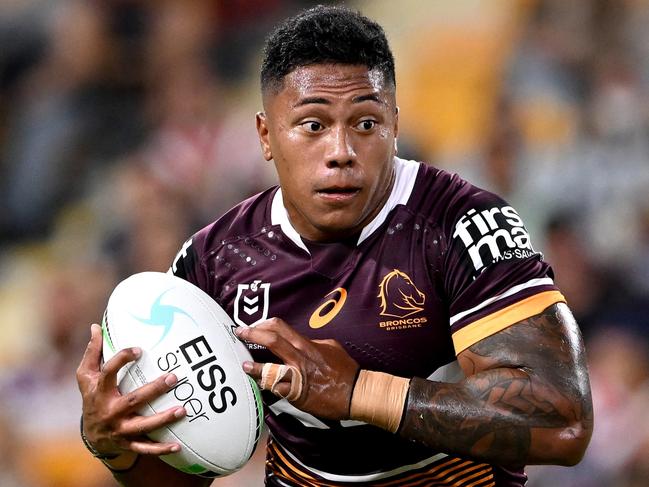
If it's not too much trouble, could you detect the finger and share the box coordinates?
[78,324,104,377]
[249,362,303,401]
[127,439,182,456]
[242,360,264,380]
[236,320,302,363]
[120,406,187,437]
[274,364,303,401]
[117,372,180,412]
[98,347,142,392]
[255,318,310,347]
[265,380,291,400]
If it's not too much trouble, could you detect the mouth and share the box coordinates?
[315,186,361,203]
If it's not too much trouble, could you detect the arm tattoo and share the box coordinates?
[398,303,593,467]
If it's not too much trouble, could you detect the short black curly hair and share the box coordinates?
[261,5,395,93]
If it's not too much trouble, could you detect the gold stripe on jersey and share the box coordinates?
[396,463,494,487]
[268,440,336,487]
[378,457,461,486]
[465,472,495,487]
[452,290,566,353]
[445,463,490,484]
[267,437,495,486]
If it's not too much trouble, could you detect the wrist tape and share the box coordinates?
[349,370,410,433]
[102,451,140,473]
[80,416,138,472]
[80,416,119,460]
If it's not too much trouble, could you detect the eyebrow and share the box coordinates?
[293,96,330,108]
[292,93,383,108]
[352,93,382,104]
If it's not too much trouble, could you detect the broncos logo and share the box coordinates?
[378,269,425,318]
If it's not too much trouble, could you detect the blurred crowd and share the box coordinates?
[0,1,648,486]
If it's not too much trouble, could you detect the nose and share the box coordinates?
[324,125,356,168]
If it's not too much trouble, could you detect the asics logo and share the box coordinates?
[309,288,347,329]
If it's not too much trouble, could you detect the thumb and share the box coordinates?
[79,323,104,374]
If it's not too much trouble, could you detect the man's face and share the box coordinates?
[257,64,399,242]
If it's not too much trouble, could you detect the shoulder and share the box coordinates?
[171,187,276,283]
[404,160,505,228]
[195,186,278,255]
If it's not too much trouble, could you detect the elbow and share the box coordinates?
[530,418,593,466]
[562,421,593,466]
[549,420,593,466]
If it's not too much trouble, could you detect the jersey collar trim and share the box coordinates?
[271,157,420,250]
[357,157,420,244]
[271,187,310,253]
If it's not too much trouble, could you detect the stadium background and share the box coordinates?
[1,0,648,485]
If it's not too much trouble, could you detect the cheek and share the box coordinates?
[275,157,311,198]
[275,128,317,165]
[360,126,394,158]
[377,125,393,140]
[365,147,395,194]
[362,132,394,171]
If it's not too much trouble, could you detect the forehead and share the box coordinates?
[265,64,393,107]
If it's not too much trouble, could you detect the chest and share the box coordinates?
[205,216,455,378]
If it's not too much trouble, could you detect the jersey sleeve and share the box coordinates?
[168,229,209,290]
[441,186,565,354]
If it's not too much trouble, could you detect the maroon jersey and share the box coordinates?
[171,158,564,486]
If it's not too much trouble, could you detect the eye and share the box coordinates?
[356,119,376,132]
[300,121,324,133]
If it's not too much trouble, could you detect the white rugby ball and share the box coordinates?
[101,271,264,477]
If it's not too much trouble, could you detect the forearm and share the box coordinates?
[399,371,587,467]
[110,455,213,487]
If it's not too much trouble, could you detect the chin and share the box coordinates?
[312,222,361,241]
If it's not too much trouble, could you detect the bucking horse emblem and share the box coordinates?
[377,269,425,318]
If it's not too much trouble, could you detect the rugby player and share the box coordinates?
[77,5,593,486]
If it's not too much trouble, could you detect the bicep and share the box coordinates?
[458,302,589,396]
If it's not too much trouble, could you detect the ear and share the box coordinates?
[256,112,273,161]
